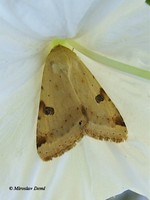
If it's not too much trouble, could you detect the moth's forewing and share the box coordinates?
[37,45,127,161]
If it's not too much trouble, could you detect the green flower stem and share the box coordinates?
[52,39,150,80]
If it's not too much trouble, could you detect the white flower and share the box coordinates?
[0,0,149,199]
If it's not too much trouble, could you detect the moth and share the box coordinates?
[37,45,127,161]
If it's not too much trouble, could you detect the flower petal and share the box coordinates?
[0,0,97,38]
[75,0,150,71]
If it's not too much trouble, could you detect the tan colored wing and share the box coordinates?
[37,46,87,161]
[36,45,127,161]
[67,48,127,142]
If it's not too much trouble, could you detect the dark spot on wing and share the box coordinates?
[39,101,45,111]
[95,94,104,103]
[81,105,87,116]
[79,121,82,125]
[37,135,47,148]
[80,105,89,123]
[113,115,126,127]
[38,116,41,120]
[39,101,55,115]
[95,88,106,103]
[49,61,55,66]
[55,84,58,89]
[44,107,55,115]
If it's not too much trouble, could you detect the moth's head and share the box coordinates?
[46,45,76,74]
